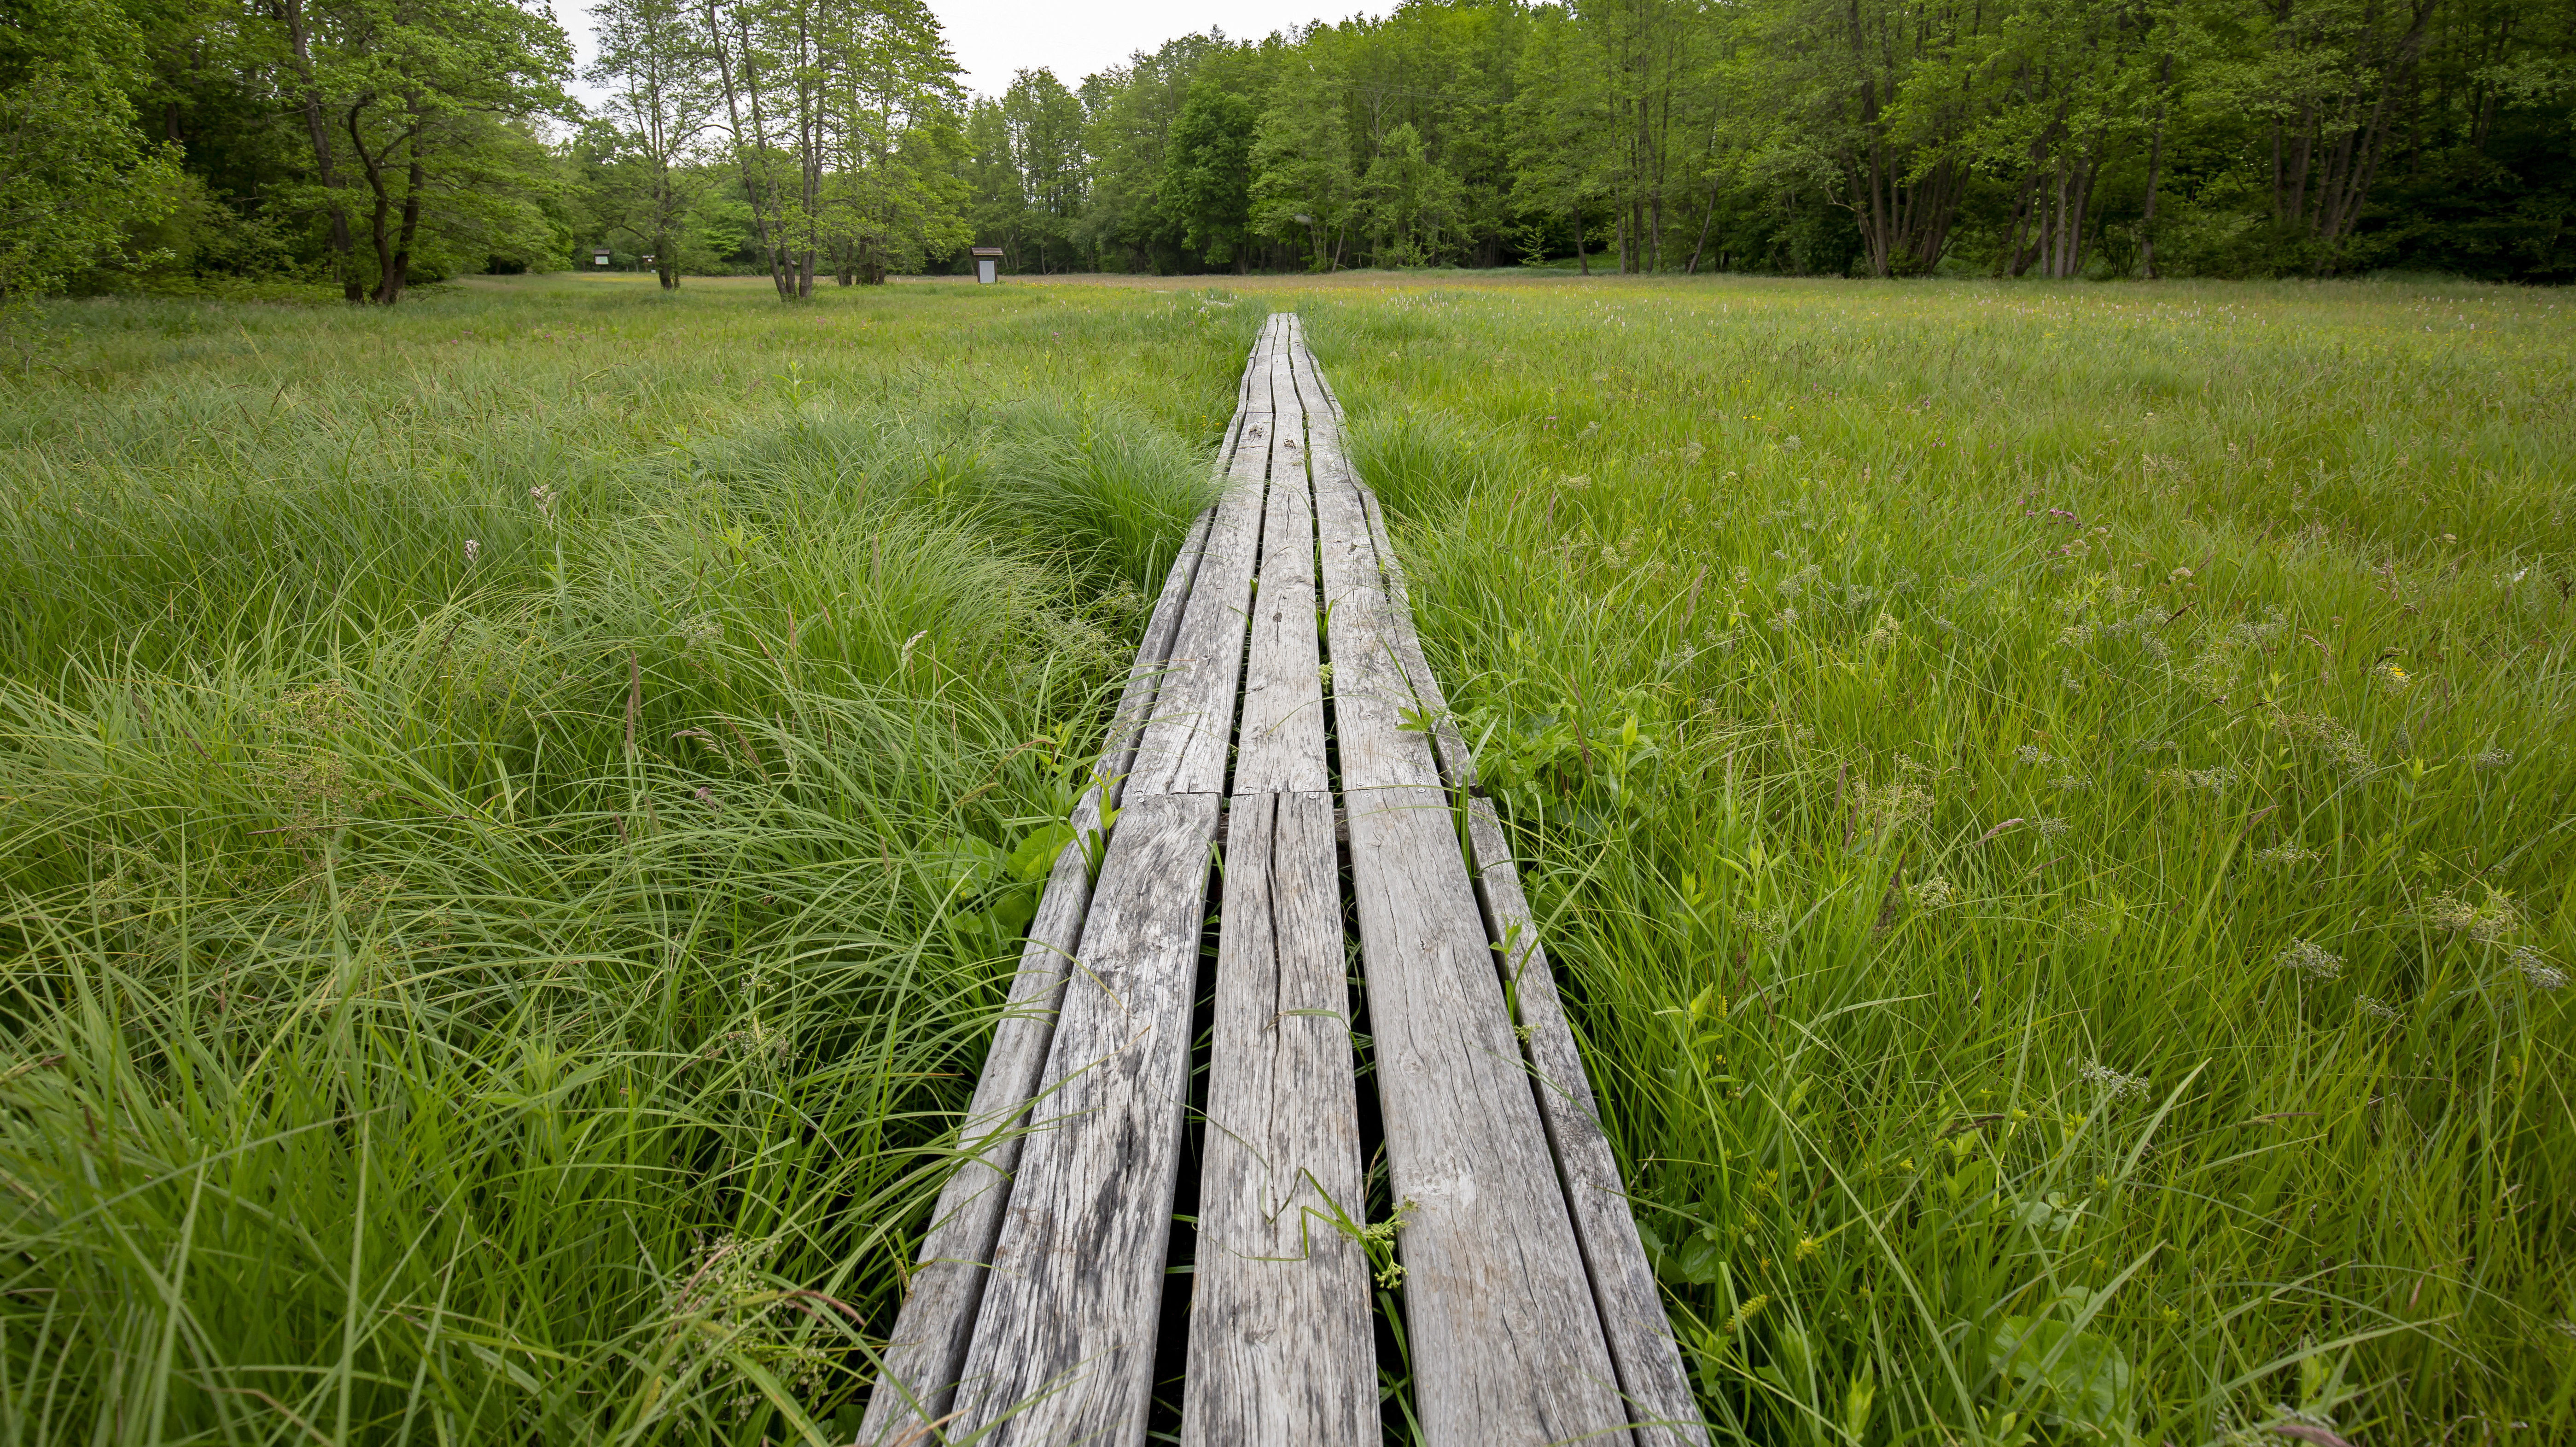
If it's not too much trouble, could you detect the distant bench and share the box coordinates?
[859,315,1706,1447]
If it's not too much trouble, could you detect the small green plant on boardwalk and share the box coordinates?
[1311,274,2572,1445]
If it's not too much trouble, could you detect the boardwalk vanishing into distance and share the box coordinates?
[860,315,1706,1447]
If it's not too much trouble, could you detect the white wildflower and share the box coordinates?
[2357,995,2403,1021]
[463,538,481,564]
[1908,875,1961,911]
[2471,748,2512,770]
[2513,947,2566,991]
[2254,843,2321,867]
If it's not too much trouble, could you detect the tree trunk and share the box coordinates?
[1686,188,1716,274]
[2142,55,2170,279]
[347,99,407,303]
[1574,207,1588,274]
[704,0,793,299]
[2065,137,2104,279]
[376,125,423,305]
[271,0,362,302]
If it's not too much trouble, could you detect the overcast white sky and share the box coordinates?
[561,0,1385,105]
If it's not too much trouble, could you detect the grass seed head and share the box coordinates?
[2276,939,2346,980]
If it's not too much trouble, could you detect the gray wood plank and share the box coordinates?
[1231,359,1326,795]
[1462,796,1710,1447]
[947,790,1224,1446]
[1181,790,1373,1447]
[1343,781,1632,1447]
[1351,487,1477,793]
[1284,327,1472,787]
[1127,327,1276,799]
[1284,314,1347,421]
[1304,331,1622,1442]
[1294,320,1704,1445]
[1306,412,1441,794]
[860,508,1217,1446]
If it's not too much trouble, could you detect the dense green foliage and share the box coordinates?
[959,0,2576,281]
[9,0,2570,299]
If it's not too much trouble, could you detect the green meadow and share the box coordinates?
[1,271,2568,1444]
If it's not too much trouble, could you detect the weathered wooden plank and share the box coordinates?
[1342,781,1632,1447]
[1127,326,1276,799]
[1232,357,1326,796]
[1294,322,1703,1445]
[1306,411,1441,794]
[859,508,1217,1447]
[1278,325,1473,788]
[1284,314,1347,421]
[1181,790,1373,1447]
[1293,319,1702,1445]
[1351,488,1478,793]
[948,790,1224,1446]
[1306,332,1627,1445]
[1462,796,1709,1447]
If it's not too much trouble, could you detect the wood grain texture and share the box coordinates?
[1342,780,1631,1447]
[1462,795,1710,1447]
[1282,314,1346,421]
[1306,407,1440,794]
[1127,330,1274,799]
[858,509,1218,1447]
[1353,469,1704,1445]
[1181,791,1373,1447]
[1231,370,1325,795]
[1351,487,1477,793]
[949,790,1224,1447]
[1289,316,1687,1446]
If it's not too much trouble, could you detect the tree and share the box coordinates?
[0,0,180,303]
[1164,78,1255,269]
[588,0,714,289]
[699,0,965,298]
[255,0,571,303]
[1359,120,1468,265]
[1251,60,1358,269]
[1510,8,1614,271]
[1005,69,1089,272]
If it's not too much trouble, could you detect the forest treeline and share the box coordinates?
[4,0,2571,302]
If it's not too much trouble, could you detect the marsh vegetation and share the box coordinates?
[2,271,2569,1444]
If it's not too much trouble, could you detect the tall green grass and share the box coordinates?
[0,277,1241,1442]
[1312,274,2573,1445]
[6,270,2568,1445]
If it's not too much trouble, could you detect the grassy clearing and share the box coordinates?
[2,270,2569,1445]
[1301,274,2573,1444]
[0,274,1251,1442]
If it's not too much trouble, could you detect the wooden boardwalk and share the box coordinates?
[859,316,1706,1447]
